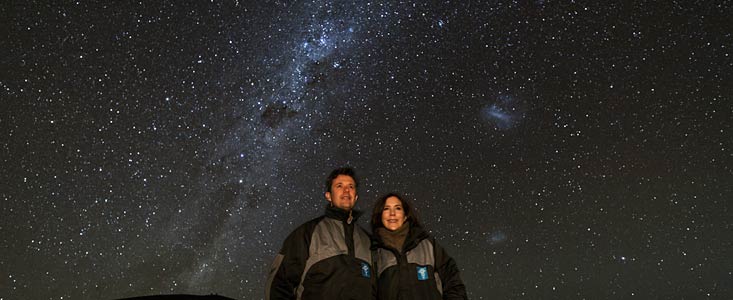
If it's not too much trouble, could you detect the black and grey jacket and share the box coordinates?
[372,223,467,300]
[266,206,374,300]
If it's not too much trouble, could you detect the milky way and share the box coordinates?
[2,1,731,300]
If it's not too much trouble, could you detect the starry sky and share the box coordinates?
[2,1,731,299]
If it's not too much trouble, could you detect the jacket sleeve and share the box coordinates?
[266,225,311,300]
[434,239,468,300]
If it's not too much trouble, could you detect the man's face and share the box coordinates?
[325,174,357,211]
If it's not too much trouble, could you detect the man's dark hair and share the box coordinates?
[371,192,421,232]
[325,167,359,193]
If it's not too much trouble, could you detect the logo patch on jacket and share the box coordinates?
[360,262,371,278]
[416,266,429,281]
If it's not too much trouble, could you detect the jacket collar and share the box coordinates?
[403,222,430,250]
[325,205,362,224]
[373,221,430,251]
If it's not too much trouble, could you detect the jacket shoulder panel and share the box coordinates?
[376,248,398,277]
[309,217,347,256]
[353,225,372,263]
[406,238,435,267]
[297,217,347,299]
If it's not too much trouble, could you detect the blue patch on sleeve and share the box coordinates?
[361,262,371,278]
[416,266,429,281]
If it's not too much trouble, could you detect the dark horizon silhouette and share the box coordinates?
[116,294,237,300]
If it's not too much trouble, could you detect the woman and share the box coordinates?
[371,193,467,300]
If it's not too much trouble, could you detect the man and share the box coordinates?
[266,167,374,300]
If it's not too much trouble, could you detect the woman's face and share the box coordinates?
[381,196,407,231]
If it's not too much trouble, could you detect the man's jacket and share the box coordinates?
[266,206,374,300]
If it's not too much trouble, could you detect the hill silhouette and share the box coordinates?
[116,294,237,300]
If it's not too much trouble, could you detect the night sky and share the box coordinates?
[2,1,731,299]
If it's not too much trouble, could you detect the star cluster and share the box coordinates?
[2,1,731,299]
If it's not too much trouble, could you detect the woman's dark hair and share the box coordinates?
[371,192,421,232]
